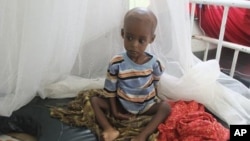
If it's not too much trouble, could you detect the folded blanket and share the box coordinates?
[50,89,158,141]
[157,101,230,141]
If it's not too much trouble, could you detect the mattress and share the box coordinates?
[0,94,230,141]
[0,97,97,141]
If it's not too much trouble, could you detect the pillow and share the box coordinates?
[40,75,105,98]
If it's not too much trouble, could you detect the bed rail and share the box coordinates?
[190,0,250,8]
[190,0,250,77]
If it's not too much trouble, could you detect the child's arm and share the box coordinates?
[109,97,131,120]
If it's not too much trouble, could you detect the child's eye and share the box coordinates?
[126,36,133,41]
[139,39,146,44]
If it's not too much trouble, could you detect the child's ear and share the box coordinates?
[150,34,156,43]
[121,28,125,38]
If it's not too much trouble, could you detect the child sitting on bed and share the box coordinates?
[90,7,171,141]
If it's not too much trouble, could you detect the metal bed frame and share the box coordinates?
[190,0,250,79]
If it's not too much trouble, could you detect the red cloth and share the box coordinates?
[196,4,250,47]
[157,100,229,141]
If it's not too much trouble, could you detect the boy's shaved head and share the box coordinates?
[123,7,157,34]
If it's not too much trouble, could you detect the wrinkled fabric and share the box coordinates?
[157,100,229,141]
[50,89,158,141]
[197,5,250,47]
[50,89,229,141]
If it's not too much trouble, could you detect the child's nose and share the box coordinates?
[131,40,139,48]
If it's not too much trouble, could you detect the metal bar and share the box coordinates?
[215,6,229,61]
[192,35,250,54]
[203,43,210,61]
[230,50,239,77]
[190,0,250,9]
[190,3,196,33]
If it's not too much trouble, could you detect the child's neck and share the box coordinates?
[128,53,151,65]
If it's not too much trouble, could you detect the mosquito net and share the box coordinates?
[0,0,249,125]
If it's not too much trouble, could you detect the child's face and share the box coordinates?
[121,19,155,60]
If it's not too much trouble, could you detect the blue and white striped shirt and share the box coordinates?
[104,52,165,114]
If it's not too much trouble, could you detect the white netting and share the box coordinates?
[0,0,249,126]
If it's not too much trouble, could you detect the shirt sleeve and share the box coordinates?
[152,58,165,86]
[103,61,119,97]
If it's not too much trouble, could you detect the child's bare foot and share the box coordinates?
[102,128,119,141]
